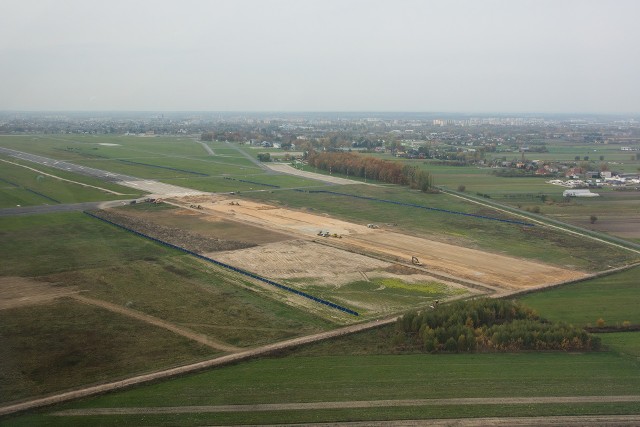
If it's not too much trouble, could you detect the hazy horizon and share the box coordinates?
[2,0,639,114]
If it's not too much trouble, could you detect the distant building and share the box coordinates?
[563,189,599,197]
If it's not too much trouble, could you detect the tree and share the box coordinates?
[583,156,589,161]
[574,156,581,161]
[457,185,466,192]
[590,215,598,224]
[599,155,605,161]
[257,153,271,162]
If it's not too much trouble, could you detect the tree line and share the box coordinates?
[307,151,433,191]
[394,299,599,353]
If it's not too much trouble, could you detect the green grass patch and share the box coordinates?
[519,266,640,327]
[297,277,464,317]
[0,212,176,276]
[0,158,139,208]
[40,256,334,347]
[599,332,640,358]
[0,298,216,403]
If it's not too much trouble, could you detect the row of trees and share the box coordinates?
[307,151,433,191]
[394,299,599,353]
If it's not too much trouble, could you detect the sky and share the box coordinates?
[1,0,639,113]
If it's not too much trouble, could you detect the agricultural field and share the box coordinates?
[2,135,640,425]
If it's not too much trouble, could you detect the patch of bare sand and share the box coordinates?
[190,195,585,290]
[208,240,390,283]
[0,277,79,310]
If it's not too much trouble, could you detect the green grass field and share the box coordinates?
[0,212,335,405]
[0,299,216,402]
[0,157,140,208]
[519,266,640,326]
[6,352,639,426]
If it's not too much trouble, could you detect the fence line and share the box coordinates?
[83,211,358,316]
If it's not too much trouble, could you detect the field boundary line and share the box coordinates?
[0,158,126,195]
[442,189,640,255]
[51,395,640,415]
[0,316,396,416]
[70,294,241,352]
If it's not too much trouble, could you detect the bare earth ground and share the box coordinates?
[0,277,79,310]
[181,195,585,291]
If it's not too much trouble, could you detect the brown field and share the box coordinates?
[172,195,586,291]
[0,277,79,310]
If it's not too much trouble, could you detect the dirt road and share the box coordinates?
[71,294,241,353]
[52,395,640,415]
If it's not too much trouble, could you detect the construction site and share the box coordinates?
[88,194,587,318]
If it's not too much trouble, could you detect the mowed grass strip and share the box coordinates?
[0,298,216,403]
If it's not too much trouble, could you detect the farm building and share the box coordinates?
[563,189,600,197]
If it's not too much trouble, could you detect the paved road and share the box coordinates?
[265,163,369,185]
[196,140,215,155]
[0,147,207,197]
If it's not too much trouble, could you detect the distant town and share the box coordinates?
[2,111,639,192]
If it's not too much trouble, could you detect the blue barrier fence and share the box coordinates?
[297,190,535,227]
[83,211,358,316]
[223,177,280,188]
[118,159,209,176]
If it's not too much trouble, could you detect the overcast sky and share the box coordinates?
[1,0,639,113]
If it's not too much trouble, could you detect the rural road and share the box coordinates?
[52,395,640,415]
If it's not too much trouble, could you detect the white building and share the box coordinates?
[563,189,600,197]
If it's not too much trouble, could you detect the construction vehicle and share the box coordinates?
[412,256,422,265]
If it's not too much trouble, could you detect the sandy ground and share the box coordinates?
[0,277,79,310]
[186,196,585,290]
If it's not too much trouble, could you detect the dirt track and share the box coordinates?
[52,395,640,415]
[0,277,79,310]
[71,294,241,353]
